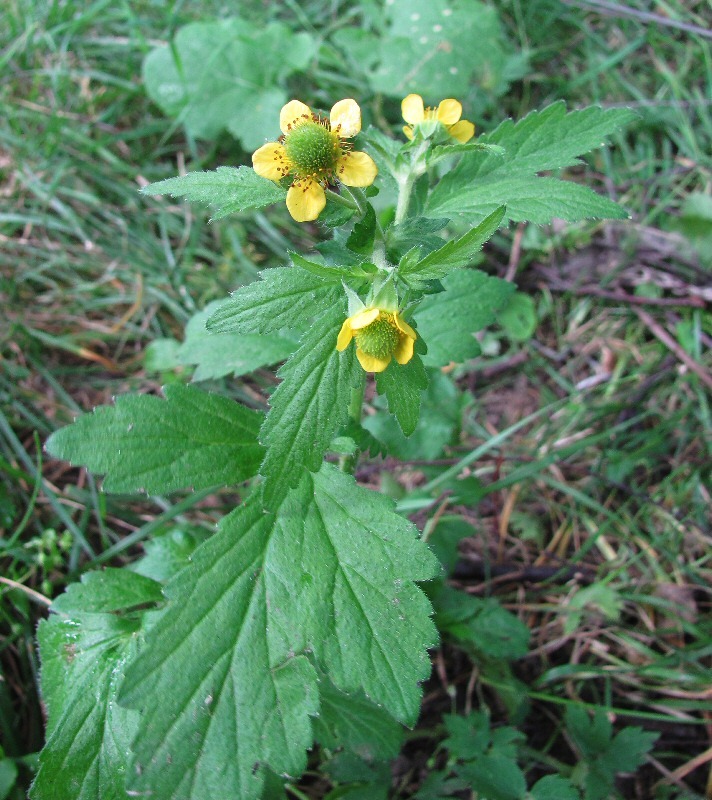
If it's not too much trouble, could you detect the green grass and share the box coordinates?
[1,0,711,797]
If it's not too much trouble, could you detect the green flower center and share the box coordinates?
[284,119,341,180]
[354,314,400,360]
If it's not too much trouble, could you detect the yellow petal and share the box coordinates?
[252,142,290,181]
[357,349,391,373]
[280,100,311,134]
[394,334,415,365]
[394,314,417,340]
[349,308,380,330]
[330,98,361,137]
[436,99,462,126]
[402,125,414,140]
[336,151,378,187]
[336,319,353,351]
[448,119,475,143]
[402,94,425,125]
[286,179,326,222]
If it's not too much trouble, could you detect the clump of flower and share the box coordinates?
[337,307,417,373]
[252,99,378,222]
[401,94,475,143]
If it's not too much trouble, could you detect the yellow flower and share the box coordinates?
[336,307,417,373]
[252,99,378,223]
[401,94,475,143]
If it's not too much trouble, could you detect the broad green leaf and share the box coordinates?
[369,0,526,99]
[414,270,515,367]
[290,252,353,280]
[429,583,530,660]
[459,755,527,800]
[427,103,635,223]
[142,18,313,148]
[401,207,505,283]
[142,167,286,220]
[130,527,210,583]
[437,102,636,180]
[530,775,580,800]
[177,302,298,381]
[259,305,361,506]
[375,353,429,437]
[314,682,404,762]
[429,175,628,223]
[386,216,449,263]
[51,568,164,614]
[208,267,341,335]
[430,142,505,160]
[0,760,18,800]
[323,753,391,800]
[565,707,658,800]
[120,465,438,800]
[497,292,538,341]
[46,384,264,495]
[31,573,161,800]
[365,371,465,461]
[441,713,527,800]
[346,204,377,255]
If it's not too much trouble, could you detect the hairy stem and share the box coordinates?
[338,372,366,474]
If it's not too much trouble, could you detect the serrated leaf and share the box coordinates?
[259,305,361,506]
[51,568,164,614]
[130,527,211,583]
[459,755,526,800]
[346,204,377,255]
[177,301,297,381]
[430,142,505,160]
[565,707,658,800]
[119,464,438,800]
[387,216,449,263]
[440,102,635,179]
[314,681,404,762]
[208,267,341,335]
[401,207,505,283]
[429,583,530,659]
[365,370,464,461]
[142,167,286,219]
[142,18,313,149]
[289,252,361,281]
[31,573,161,800]
[414,270,515,367]
[530,775,580,800]
[375,353,429,437]
[429,175,628,223]
[46,384,264,495]
[427,102,634,223]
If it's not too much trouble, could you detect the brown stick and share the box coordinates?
[634,308,712,392]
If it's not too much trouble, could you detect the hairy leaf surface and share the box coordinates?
[142,166,286,219]
[259,306,361,506]
[427,103,634,223]
[207,267,341,335]
[401,207,506,284]
[31,573,162,800]
[120,465,438,799]
[415,270,515,366]
[46,384,264,494]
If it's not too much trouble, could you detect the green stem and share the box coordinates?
[324,188,358,210]
[340,185,368,216]
[394,140,428,224]
[338,372,366,475]
[394,173,415,225]
[348,373,366,424]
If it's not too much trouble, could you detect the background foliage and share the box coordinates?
[1,0,711,798]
